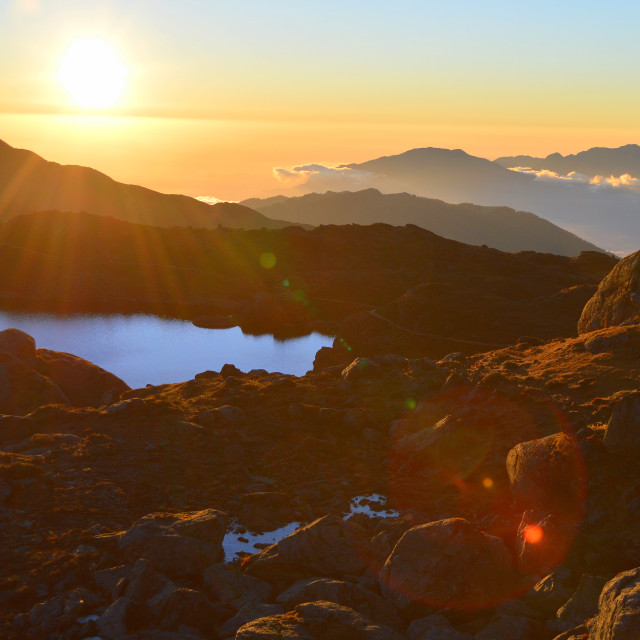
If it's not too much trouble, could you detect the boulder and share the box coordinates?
[148,586,226,633]
[0,328,37,368]
[97,596,137,640]
[119,509,227,580]
[235,600,404,640]
[218,602,285,639]
[116,558,173,603]
[406,614,472,640]
[203,563,273,609]
[220,363,243,378]
[475,613,531,640]
[35,348,130,407]
[506,433,585,518]
[603,393,640,457]
[391,412,491,484]
[0,351,68,415]
[276,577,400,629]
[578,251,640,334]
[552,573,606,634]
[524,567,574,615]
[341,357,380,382]
[379,518,517,610]
[197,404,245,428]
[243,514,372,585]
[589,567,640,640]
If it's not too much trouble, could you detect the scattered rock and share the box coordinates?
[243,514,372,585]
[0,328,37,368]
[341,358,380,381]
[119,509,227,579]
[36,348,130,407]
[506,433,585,518]
[276,577,400,629]
[379,518,517,610]
[588,567,640,639]
[603,393,640,456]
[235,600,404,640]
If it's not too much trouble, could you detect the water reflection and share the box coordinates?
[0,311,333,389]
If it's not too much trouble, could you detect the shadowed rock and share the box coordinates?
[379,518,517,610]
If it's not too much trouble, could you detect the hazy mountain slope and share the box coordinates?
[495,144,640,176]
[243,188,604,256]
[343,147,534,203]
[0,139,298,230]
[300,147,640,254]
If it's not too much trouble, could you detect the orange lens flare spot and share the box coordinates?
[523,525,544,544]
[482,477,494,489]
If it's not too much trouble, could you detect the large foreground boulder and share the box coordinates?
[578,251,637,334]
[589,566,640,639]
[506,433,585,518]
[36,347,130,406]
[243,515,372,585]
[119,509,227,580]
[379,518,517,610]
[0,348,67,415]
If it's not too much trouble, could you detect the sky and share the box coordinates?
[1,0,639,200]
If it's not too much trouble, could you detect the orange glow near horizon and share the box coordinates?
[2,113,638,202]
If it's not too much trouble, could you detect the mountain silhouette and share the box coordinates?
[495,144,640,177]
[0,139,298,230]
[243,188,603,256]
[291,147,640,254]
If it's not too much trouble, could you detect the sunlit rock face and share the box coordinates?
[578,249,640,334]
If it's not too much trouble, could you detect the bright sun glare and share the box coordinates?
[59,39,127,108]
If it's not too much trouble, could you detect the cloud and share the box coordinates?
[273,163,378,190]
[508,166,640,193]
[196,196,237,205]
[590,173,640,189]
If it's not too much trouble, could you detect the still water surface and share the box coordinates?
[0,311,333,389]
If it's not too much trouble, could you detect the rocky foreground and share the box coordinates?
[2,248,640,639]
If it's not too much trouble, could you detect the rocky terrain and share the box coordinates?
[1,245,640,638]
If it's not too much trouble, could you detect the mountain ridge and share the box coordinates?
[495,143,640,176]
[0,139,302,230]
[242,187,605,256]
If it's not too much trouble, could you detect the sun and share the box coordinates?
[59,39,127,108]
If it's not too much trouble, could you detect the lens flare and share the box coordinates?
[523,524,544,544]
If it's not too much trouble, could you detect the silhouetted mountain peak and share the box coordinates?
[0,139,302,230]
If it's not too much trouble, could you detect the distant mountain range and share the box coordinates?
[243,188,603,256]
[283,146,640,254]
[495,144,640,177]
[0,140,298,230]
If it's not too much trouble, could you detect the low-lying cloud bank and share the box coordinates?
[508,166,640,193]
[273,164,378,190]
[196,196,238,205]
